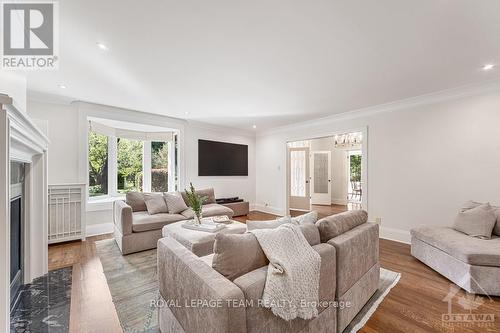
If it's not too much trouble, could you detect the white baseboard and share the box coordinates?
[86,223,114,237]
[253,204,286,216]
[331,198,348,205]
[380,226,411,244]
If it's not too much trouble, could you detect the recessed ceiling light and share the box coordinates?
[252,125,257,129]
[96,42,109,50]
[483,64,495,71]
[58,84,67,89]
[184,112,189,116]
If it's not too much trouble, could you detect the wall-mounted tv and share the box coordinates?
[198,139,248,176]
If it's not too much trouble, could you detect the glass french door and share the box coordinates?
[311,151,331,205]
[289,147,310,211]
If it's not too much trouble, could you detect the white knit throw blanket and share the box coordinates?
[249,224,321,321]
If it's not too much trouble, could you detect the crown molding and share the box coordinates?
[258,79,500,137]
[186,120,256,139]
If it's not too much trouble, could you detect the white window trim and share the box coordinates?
[88,136,175,205]
[77,102,186,211]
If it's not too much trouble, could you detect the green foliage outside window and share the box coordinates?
[151,142,168,192]
[350,154,361,182]
[88,131,108,197]
[117,138,143,193]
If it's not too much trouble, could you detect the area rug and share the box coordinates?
[343,268,401,333]
[95,239,159,333]
[10,266,72,333]
[96,238,400,333]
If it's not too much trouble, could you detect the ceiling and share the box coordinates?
[26,0,500,131]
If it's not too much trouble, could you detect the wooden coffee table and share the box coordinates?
[161,220,247,257]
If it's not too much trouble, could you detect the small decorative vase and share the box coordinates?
[194,211,203,225]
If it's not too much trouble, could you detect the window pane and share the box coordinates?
[151,141,168,192]
[88,131,108,197]
[117,138,143,193]
[290,150,306,197]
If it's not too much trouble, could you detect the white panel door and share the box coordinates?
[289,147,310,211]
[311,151,331,205]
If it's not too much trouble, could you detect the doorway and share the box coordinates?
[287,130,365,218]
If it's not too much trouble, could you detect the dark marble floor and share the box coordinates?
[10,267,72,333]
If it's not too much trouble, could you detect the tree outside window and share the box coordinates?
[117,138,143,193]
[88,131,108,197]
[151,142,168,192]
[350,154,361,182]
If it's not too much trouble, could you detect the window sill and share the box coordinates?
[87,195,125,212]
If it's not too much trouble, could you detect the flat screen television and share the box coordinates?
[198,139,248,176]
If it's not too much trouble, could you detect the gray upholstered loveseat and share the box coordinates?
[411,226,500,296]
[157,210,379,333]
[411,200,500,296]
[114,188,234,254]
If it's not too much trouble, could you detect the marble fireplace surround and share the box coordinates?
[0,93,50,332]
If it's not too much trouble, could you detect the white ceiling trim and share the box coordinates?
[258,78,500,137]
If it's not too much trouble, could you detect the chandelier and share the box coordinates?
[334,132,362,148]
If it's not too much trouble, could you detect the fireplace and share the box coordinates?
[1,92,50,331]
[10,162,24,308]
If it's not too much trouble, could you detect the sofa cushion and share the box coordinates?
[126,192,147,212]
[232,243,336,332]
[316,210,368,242]
[411,226,500,267]
[181,203,234,219]
[291,211,318,225]
[199,253,214,266]
[461,200,500,237]
[164,191,188,214]
[212,224,321,281]
[327,223,379,296]
[132,211,186,232]
[212,233,269,280]
[181,188,216,205]
[453,203,496,239]
[246,216,291,231]
[144,193,169,215]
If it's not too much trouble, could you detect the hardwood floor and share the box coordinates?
[49,234,122,333]
[48,212,500,333]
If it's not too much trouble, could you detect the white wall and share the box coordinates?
[28,101,80,183]
[0,73,27,113]
[27,100,256,231]
[256,89,500,243]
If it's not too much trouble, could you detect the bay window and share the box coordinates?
[87,119,177,200]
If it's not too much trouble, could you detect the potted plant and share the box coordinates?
[184,183,205,224]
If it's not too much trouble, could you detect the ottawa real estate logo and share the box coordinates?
[1,1,59,70]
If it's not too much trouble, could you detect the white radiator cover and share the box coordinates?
[48,184,86,243]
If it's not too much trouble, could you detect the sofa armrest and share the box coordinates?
[316,210,368,242]
[327,223,379,296]
[157,237,247,333]
[113,200,133,235]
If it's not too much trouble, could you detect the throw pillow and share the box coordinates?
[125,192,147,212]
[316,210,368,242]
[453,203,496,239]
[246,216,292,231]
[299,223,321,246]
[212,224,320,280]
[164,191,188,214]
[143,193,169,215]
[461,200,500,237]
[212,233,268,280]
[291,211,318,225]
[181,188,216,205]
